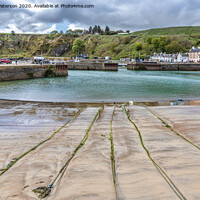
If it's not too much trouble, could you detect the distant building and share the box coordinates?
[150,52,176,62]
[76,54,88,59]
[177,53,189,63]
[120,58,131,61]
[150,52,189,63]
[105,56,111,60]
[189,47,200,62]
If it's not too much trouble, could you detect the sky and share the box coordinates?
[0,0,200,33]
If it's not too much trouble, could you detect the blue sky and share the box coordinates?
[0,0,200,33]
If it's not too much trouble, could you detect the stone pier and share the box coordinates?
[0,64,68,81]
[127,62,200,71]
[67,62,118,71]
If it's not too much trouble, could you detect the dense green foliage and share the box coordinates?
[72,38,85,54]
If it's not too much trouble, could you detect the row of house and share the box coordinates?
[150,52,189,63]
[149,47,200,63]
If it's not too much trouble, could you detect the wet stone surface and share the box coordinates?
[0,100,200,199]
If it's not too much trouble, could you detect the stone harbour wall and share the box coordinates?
[67,62,118,71]
[0,65,68,82]
[127,63,200,71]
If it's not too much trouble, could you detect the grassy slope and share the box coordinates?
[133,26,200,36]
[80,34,141,59]
[80,26,200,59]
[0,26,200,59]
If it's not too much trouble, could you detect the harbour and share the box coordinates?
[0,68,200,102]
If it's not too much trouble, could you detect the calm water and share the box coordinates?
[0,68,200,102]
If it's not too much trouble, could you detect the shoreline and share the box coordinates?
[1,98,200,106]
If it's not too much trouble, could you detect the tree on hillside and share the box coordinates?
[180,39,193,51]
[93,25,98,34]
[105,25,110,35]
[66,29,74,35]
[50,30,58,35]
[146,36,153,44]
[97,25,101,34]
[143,43,153,55]
[134,42,143,51]
[122,36,132,44]
[72,38,85,54]
[89,26,92,34]
[74,29,83,35]
[166,41,181,53]
[110,42,118,52]
[152,38,160,50]
[126,30,130,34]
[158,37,167,52]
[132,51,139,59]
[11,30,15,35]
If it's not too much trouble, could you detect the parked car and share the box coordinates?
[0,59,12,64]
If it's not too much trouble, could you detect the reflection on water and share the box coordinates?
[0,69,200,102]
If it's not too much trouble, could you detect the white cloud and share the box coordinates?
[1,0,200,33]
[44,24,56,33]
[68,23,87,30]
[0,22,56,34]
[0,24,21,33]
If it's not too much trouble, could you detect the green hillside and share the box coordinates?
[133,26,200,36]
[0,26,200,59]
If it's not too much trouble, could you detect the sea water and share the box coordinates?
[0,68,200,102]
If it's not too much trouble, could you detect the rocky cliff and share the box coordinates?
[0,33,73,58]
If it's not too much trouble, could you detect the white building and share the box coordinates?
[151,52,176,62]
[105,56,111,60]
[177,53,189,63]
[120,58,131,61]
[150,52,189,63]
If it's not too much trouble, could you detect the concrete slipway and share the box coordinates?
[0,100,200,200]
